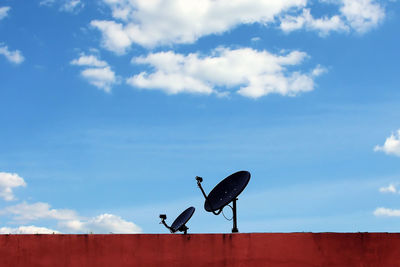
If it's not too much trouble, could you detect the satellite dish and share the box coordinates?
[159,206,195,234]
[196,171,250,233]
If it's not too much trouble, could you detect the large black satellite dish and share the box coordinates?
[159,206,195,234]
[196,171,250,233]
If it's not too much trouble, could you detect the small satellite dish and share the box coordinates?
[196,171,250,233]
[159,206,195,234]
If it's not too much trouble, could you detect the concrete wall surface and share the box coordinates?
[1,233,400,267]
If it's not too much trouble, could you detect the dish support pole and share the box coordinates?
[232,198,239,233]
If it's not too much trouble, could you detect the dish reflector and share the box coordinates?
[204,171,250,212]
[171,206,195,233]
[159,206,195,234]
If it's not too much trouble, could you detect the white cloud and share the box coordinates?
[280,8,349,36]
[0,172,26,201]
[93,0,308,52]
[0,44,25,64]
[0,6,10,20]
[71,53,108,67]
[379,184,398,194]
[40,0,84,13]
[1,201,141,234]
[90,20,132,55]
[311,65,327,76]
[71,54,118,93]
[39,0,55,6]
[61,214,142,233]
[374,207,400,217]
[340,0,385,33]
[280,0,384,35]
[127,47,325,98]
[81,67,117,93]
[92,0,386,52]
[0,226,59,234]
[60,0,84,13]
[374,130,400,157]
[0,172,141,234]
[1,202,78,222]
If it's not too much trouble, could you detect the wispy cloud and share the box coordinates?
[0,6,10,20]
[127,47,326,98]
[0,226,59,234]
[1,201,141,233]
[374,183,400,217]
[0,172,141,234]
[71,53,118,93]
[39,0,55,7]
[40,0,84,13]
[374,130,400,157]
[280,0,384,35]
[280,8,349,36]
[374,207,400,217]
[60,0,84,13]
[0,172,26,201]
[0,44,25,64]
[379,184,398,194]
[1,202,78,222]
[60,214,141,234]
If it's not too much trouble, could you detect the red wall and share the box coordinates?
[1,233,400,266]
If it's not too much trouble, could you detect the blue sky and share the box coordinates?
[1,0,400,234]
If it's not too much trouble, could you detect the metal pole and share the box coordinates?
[232,198,238,233]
